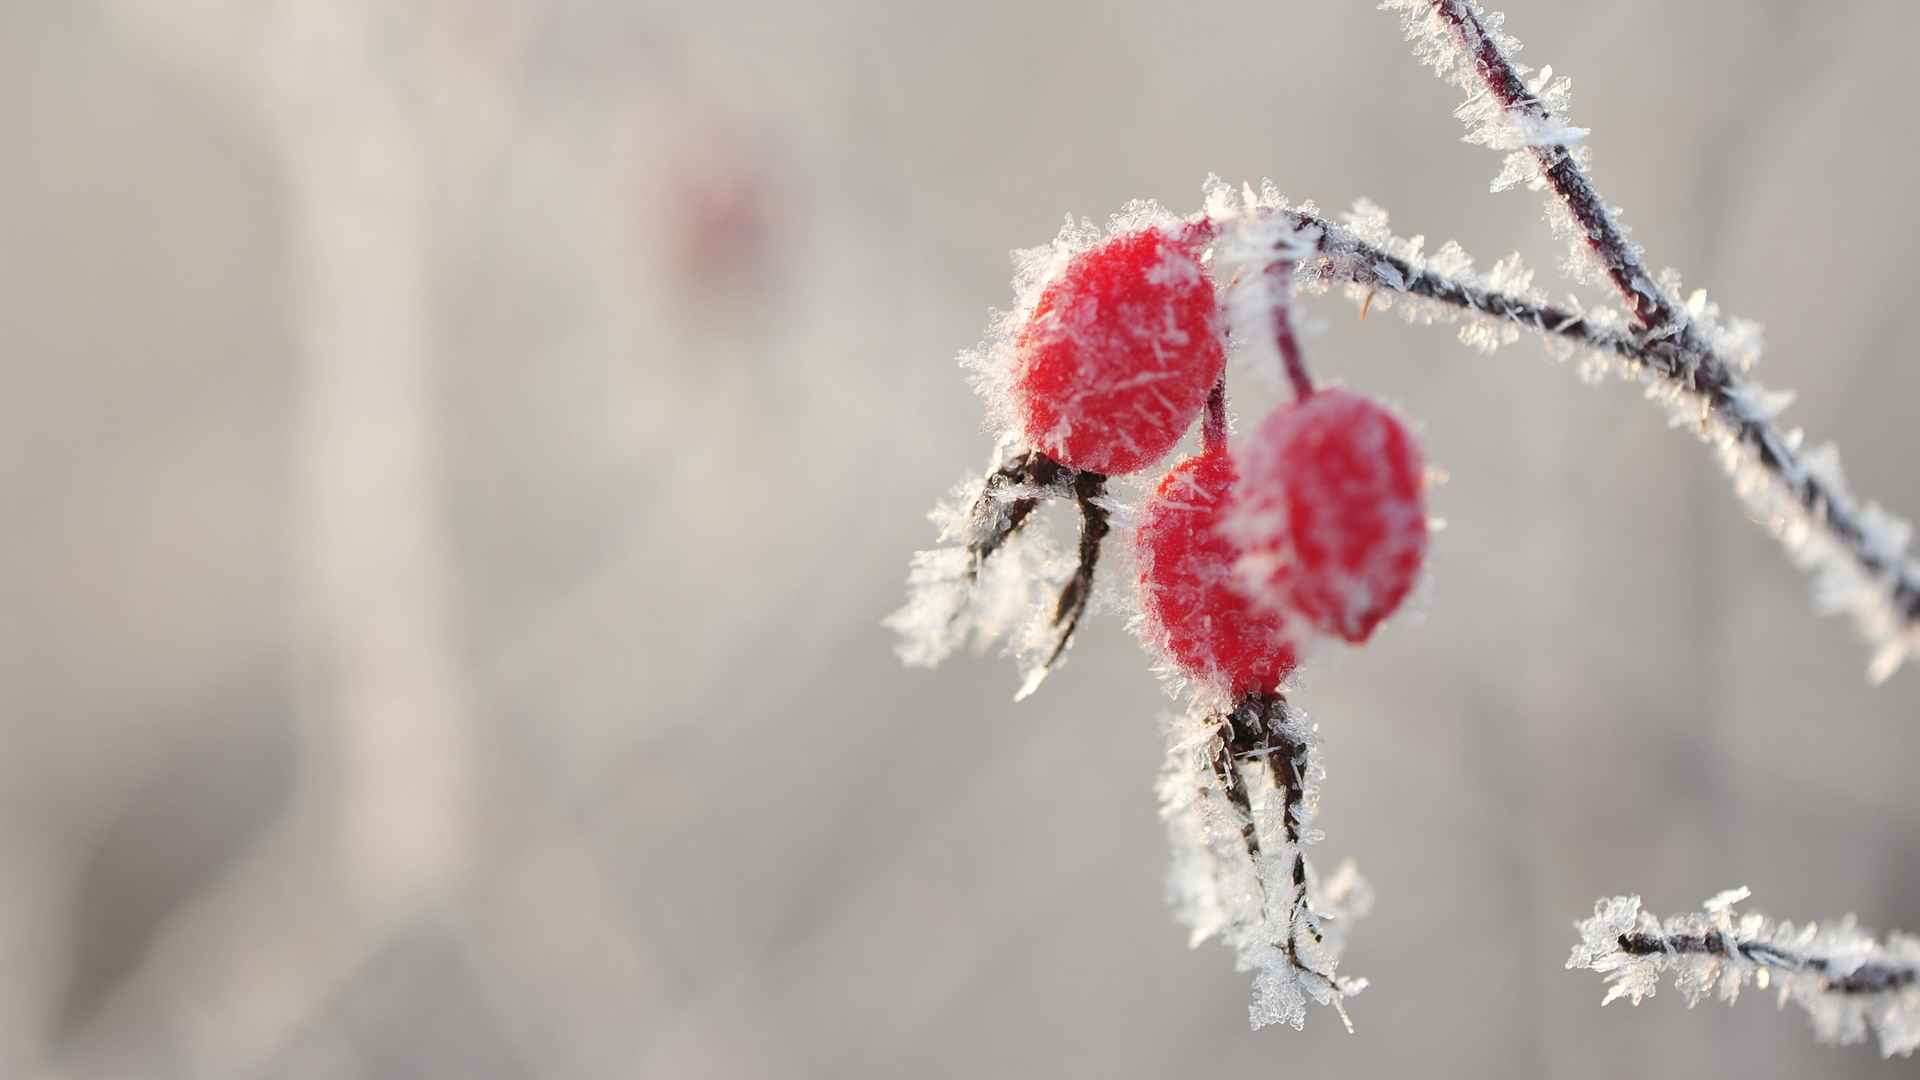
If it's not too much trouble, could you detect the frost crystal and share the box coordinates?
[1157,694,1369,1030]
[1568,889,1920,1057]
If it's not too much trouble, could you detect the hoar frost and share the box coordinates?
[1158,695,1370,1030]
[1377,0,1920,679]
[1569,889,1920,1057]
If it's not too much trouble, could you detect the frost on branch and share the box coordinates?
[1568,889,1920,1057]
[1375,0,1920,678]
[1380,0,1620,287]
[1158,692,1370,1030]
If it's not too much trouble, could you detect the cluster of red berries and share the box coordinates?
[1011,221,1429,695]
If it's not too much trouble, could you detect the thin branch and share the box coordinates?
[1364,0,1920,677]
[1232,201,1920,676]
[1166,693,1364,1030]
[1230,694,1324,953]
[1266,260,1316,401]
[1570,890,1920,1056]
[1427,0,1686,341]
[1617,930,1917,997]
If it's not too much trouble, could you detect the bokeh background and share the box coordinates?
[4,1,1919,1076]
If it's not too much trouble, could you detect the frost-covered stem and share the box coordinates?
[1266,260,1316,400]
[1285,211,1660,364]
[1158,681,1370,1029]
[1426,0,1684,341]
[1383,0,1920,669]
[1222,694,1325,970]
[1417,0,1920,621]
[1261,204,1920,649]
[1618,930,1918,996]
[1569,890,1920,1056]
[1207,711,1265,875]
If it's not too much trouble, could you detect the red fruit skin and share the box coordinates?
[1235,389,1427,643]
[1137,450,1298,694]
[1014,227,1225,476]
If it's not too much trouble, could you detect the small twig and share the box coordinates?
[1570,891,1920,1055]
[1370,0,1920,673]
[1266,259,1315,401]
[1427,0,1688,343]
[1240,203,1920,658]
[1221,694,1328,967]
[1618,930,1918,996]
[1208,707,1265,878]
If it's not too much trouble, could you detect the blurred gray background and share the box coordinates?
[3,0,1918,1076]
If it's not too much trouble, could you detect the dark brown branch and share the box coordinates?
[1618,931,1918,997]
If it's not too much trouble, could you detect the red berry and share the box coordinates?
[1137,450,1298,694]
[1014,227,1225,476]
[1234,389,1427,643]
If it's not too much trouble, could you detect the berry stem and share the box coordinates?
[1268,260,1316,401]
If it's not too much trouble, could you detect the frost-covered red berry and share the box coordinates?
[1233,388,1427,644]
[1014,226,1225,476]
[1137,449,1298,694]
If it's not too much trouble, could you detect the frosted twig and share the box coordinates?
[1568,889,1920,1057]
[1159,692,1370,1031]
[1267,260,1315,401]
[1422,0,1678,333]
[1372,0,1920,679]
